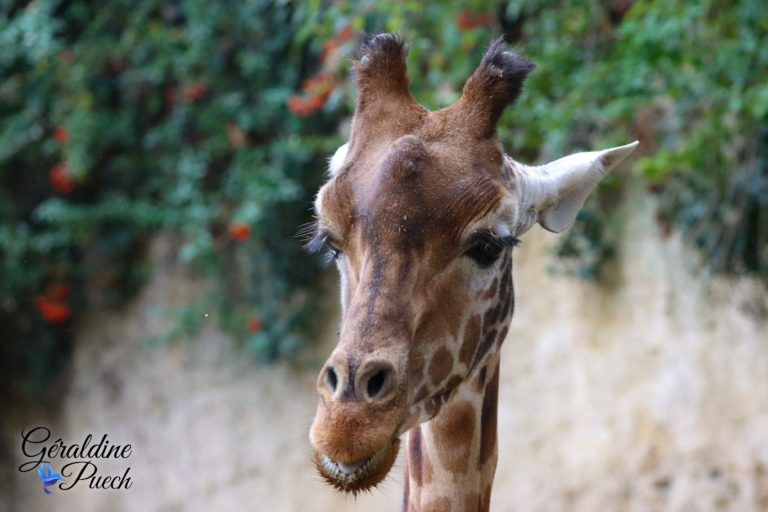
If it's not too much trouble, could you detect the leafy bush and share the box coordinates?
[1,0,765,401]
[504,0,768,279]
[1,0,343,401]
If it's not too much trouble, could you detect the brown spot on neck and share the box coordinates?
[478,363,499,470]
[408,425,423,487]
[476,365,487,389]
[483,278,499,300]
[459,314,482,367]
[428,347,453,387]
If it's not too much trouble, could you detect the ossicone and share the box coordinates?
[353,33,412,109]
[456,37,536,138]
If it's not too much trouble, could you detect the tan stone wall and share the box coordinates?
[6,185,768,511]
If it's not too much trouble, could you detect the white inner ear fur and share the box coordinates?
[328,142,349,176]
[460,199,518,244]
[508,141,638,236]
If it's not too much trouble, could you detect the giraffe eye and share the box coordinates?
[465,235,504,267]
[305,229,343,265]
[328,246,342,260]
[321,239,343,264]
[464,232,520,267]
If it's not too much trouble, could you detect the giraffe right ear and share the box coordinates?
[328,142,349,176]
[510,141,639,236]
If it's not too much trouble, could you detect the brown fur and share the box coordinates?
[459,314,482,367]
[423,446,434,484]
[432,400,476,475]
[310,398,401,464]
[483,278,499,300]
[428,347,453,387]
[450,38,535,138]
[422,497,452,512]
[403,461,410,510]
[480,483,493,512]
[465,491,480,511]
[413,383,430,403]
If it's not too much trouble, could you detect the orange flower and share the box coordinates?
[49,163,74,194]
[229,222,251,241]
[53,127,68,144]
[184,82,208,102]
[287,96,314,117]
[247,315,263,332]
[308,94,327,109]
[34,296,71,324]
[302,71,334,96]
[289,71,335,117]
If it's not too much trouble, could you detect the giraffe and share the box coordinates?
[307,33,637,511]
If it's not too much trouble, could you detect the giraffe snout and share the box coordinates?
[310,350,406,490]
[318,353,399,404]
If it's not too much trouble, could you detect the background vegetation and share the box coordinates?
[1,0,765,402]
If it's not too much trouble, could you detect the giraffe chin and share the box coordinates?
[314,438,400,494]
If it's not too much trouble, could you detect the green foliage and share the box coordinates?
[503,0,768,279]
[0,0,340,401]
[1,0,766,401]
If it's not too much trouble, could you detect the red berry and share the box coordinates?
[184,82,208,102]
[34,296,71,324]
[53,127,68,144]
[229,222,251,241]
[49,163,74,194]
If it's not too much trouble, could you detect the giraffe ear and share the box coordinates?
[328,142,349,176]
[511,141,639,235]
[455,38,535,138]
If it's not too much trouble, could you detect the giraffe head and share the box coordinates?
[308,34,637,493]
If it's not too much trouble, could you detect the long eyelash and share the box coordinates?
[297,221,320,247]
[471,231,521,249]
[305,232,327,255]
[499,235,521,248]
[300,223,340,266]
[298,221,337,261]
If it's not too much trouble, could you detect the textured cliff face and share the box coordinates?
[5,185,768,511]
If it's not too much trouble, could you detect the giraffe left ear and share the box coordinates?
[511,141,639,235]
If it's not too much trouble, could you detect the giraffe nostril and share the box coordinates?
[366,368,390,400]
[326,367,338,393]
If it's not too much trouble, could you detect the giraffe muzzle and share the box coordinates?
[310,351,408,493]
[313,437,400,493]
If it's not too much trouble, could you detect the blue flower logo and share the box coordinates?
[37,463,65,494]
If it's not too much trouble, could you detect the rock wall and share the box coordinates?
[5,184,767,511]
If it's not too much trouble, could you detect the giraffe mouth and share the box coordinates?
[314,438,400,494]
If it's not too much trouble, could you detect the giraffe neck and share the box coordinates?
[404,355,500,512]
